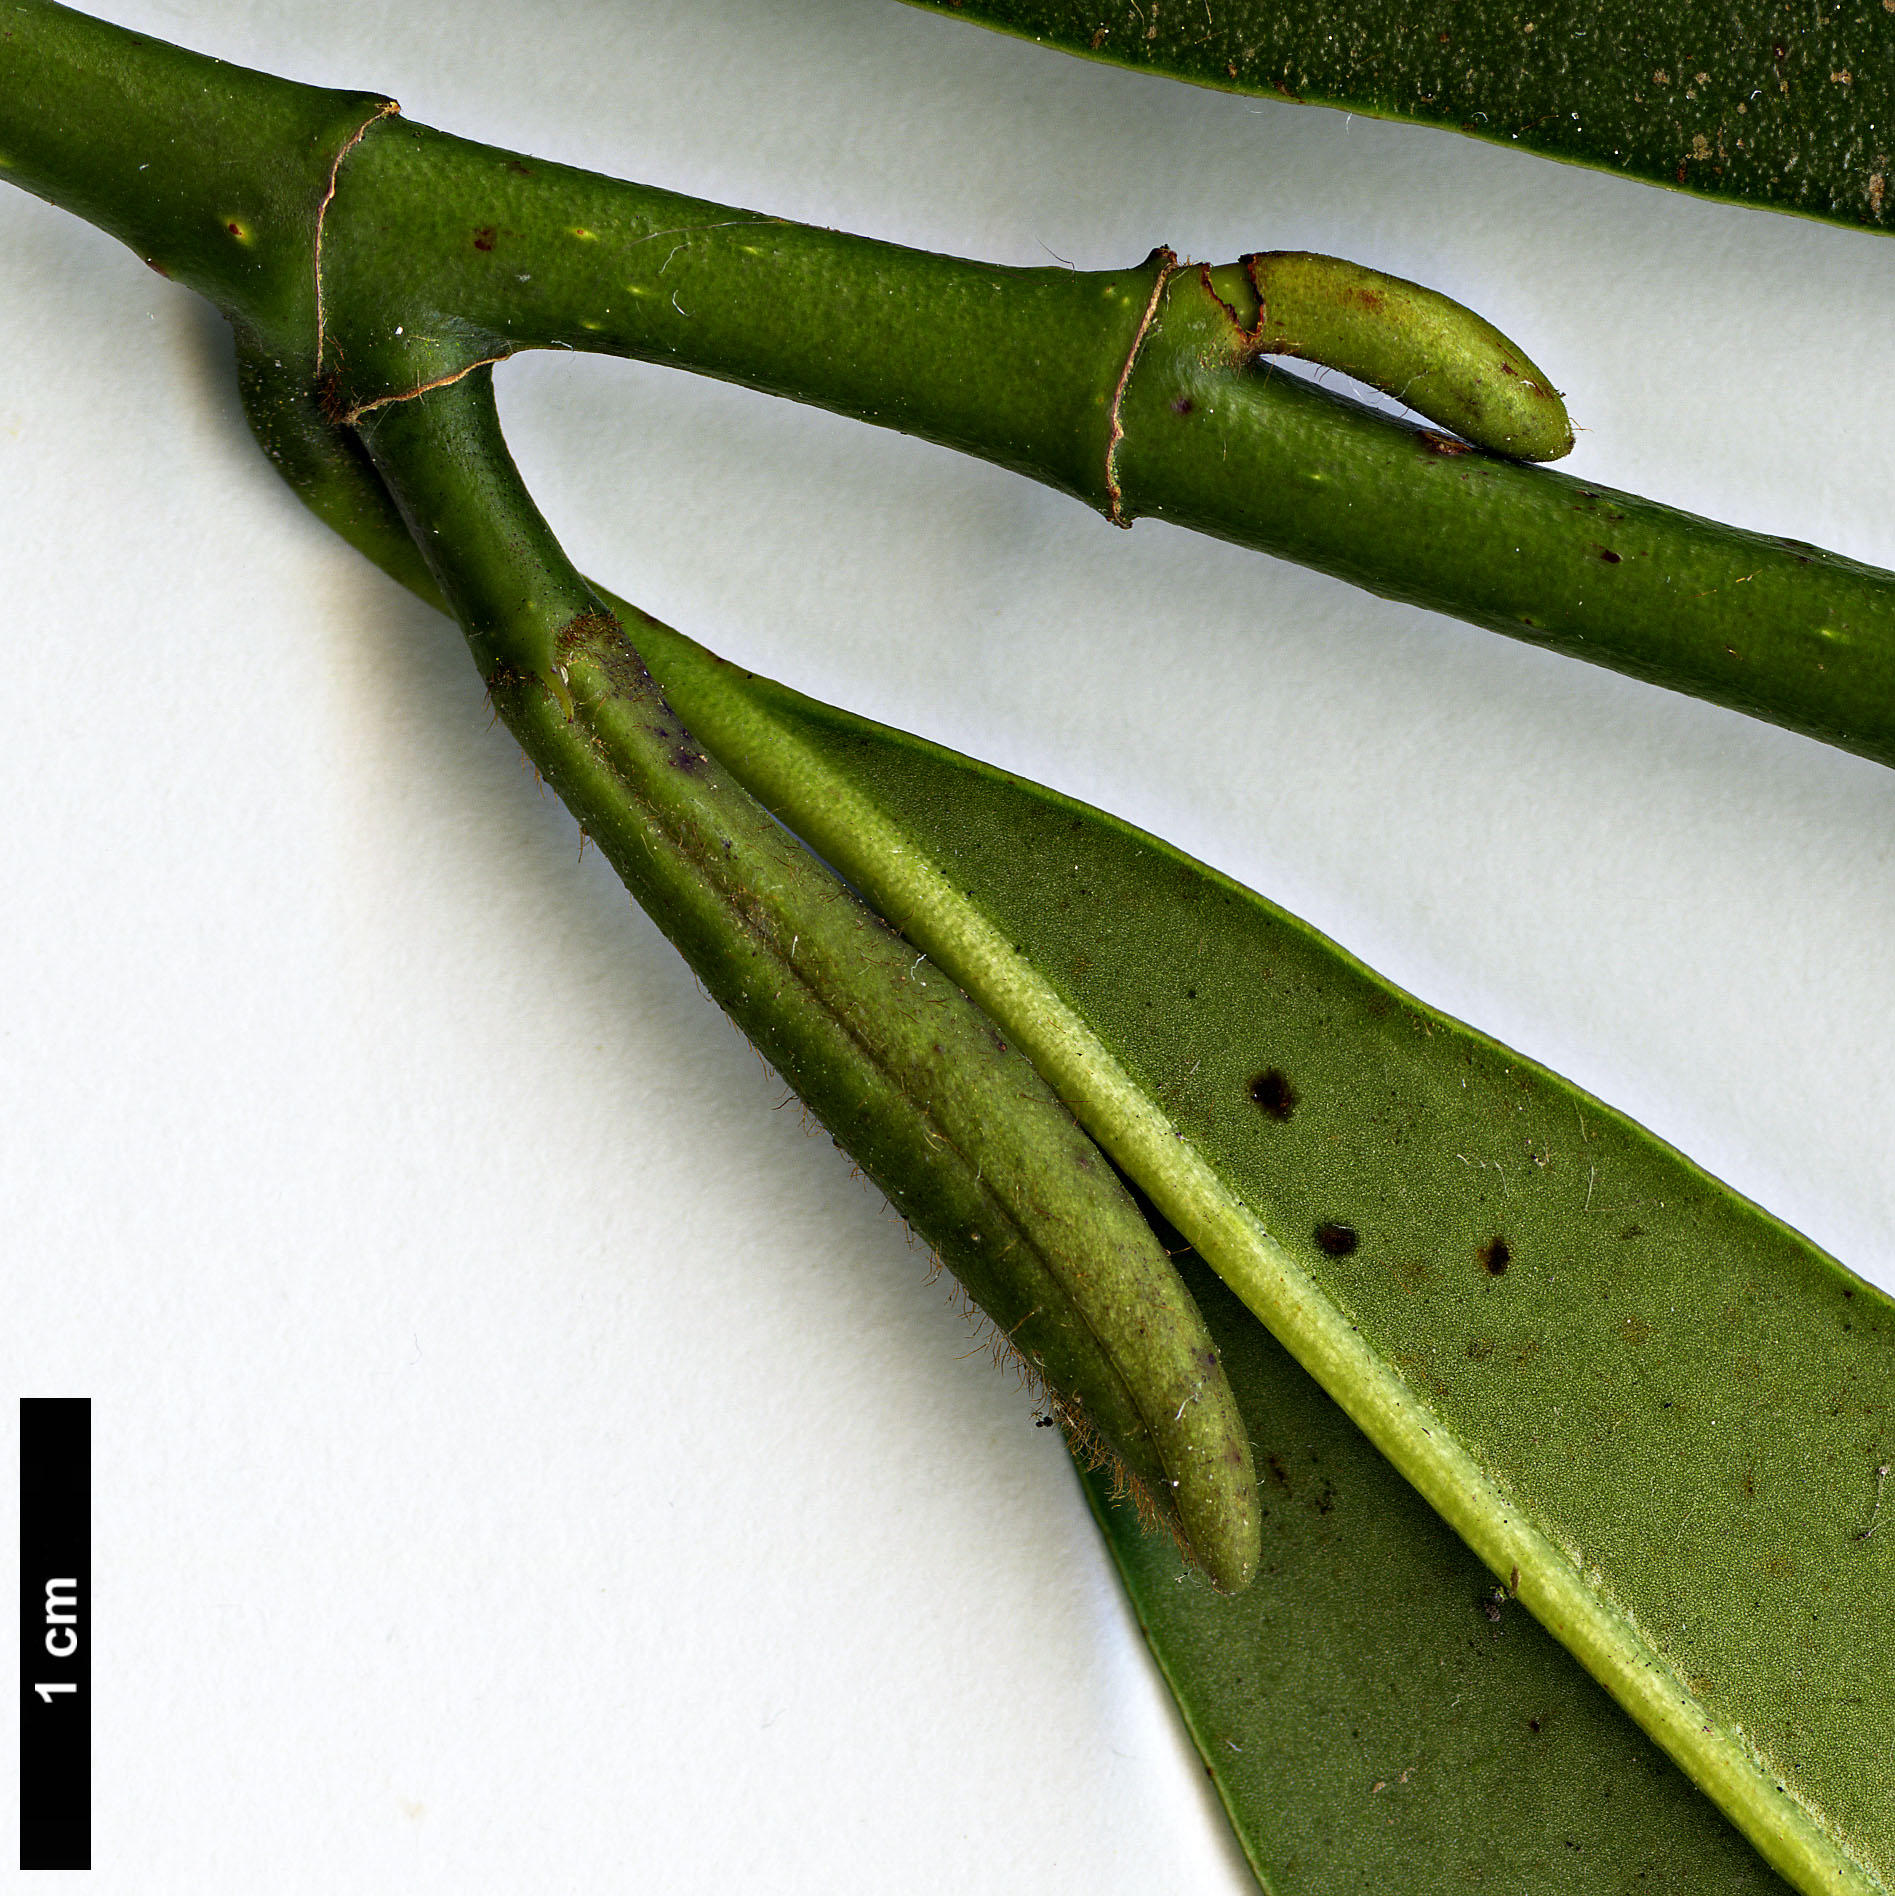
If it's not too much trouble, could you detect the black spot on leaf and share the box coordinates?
[1250,1068,1296,1120]
[1480,1236,1512,1276]
[1314,1222,1359,1257]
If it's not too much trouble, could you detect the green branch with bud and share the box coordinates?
[4,4,1891,1892]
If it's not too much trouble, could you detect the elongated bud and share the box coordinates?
[1201,251,1574,461]
[355,367,1261,1592]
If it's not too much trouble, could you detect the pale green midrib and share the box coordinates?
[636,627,1878,1896]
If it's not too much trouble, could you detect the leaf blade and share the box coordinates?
[1085,1249,1798,1892]
[630,605,1895,1896]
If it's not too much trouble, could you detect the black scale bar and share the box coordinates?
[20,1398,90,1870]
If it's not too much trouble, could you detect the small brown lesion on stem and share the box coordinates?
[557,606,665,706]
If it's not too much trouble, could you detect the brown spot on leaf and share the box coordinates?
[473,226,497,252]
[1479,1236,1512,1276]
[1250,1069,1297,1120]
[1314,1222,1359,1258]
[1419,429,1472,456]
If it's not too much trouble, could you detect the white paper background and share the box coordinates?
[3,1,1892,1888]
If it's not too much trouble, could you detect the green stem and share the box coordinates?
[0,0,389,351]
[624,617,1880,1896]
[8,0,1890,769]
[258,356,1884,1895]
[353,364,1262,1591]
[6,11,1879,1878]
[314,121,1895,771]
[4,0,1265,1591]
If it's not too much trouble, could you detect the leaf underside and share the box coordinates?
[1083,1250,1793,1892]
[633,617,1894,1894]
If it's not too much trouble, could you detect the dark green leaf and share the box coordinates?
[1083,1251,1794,1891]
[632,608,1894,1895]
[903,0,1895,238]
